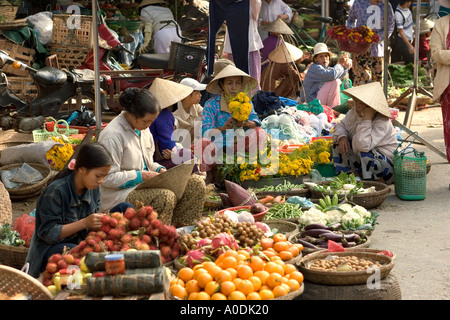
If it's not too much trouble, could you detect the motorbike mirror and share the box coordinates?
[122,34,134,44]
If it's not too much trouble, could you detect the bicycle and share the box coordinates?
[286,7,336,55]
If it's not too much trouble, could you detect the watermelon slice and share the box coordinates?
[327,240,346,252]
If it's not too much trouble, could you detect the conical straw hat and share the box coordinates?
[342,82,391,118]
[135,162,195,200]
[206,65,258,94]
[262,17,294,35]
[269,41,303,63]
[149,78,193,109]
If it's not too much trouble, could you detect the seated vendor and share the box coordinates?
[173,77,206,149]
[98,87,206,227]
[300,43,352,115]
[26,143,133,278]
[148,78,199,172]
[332,82,398,184]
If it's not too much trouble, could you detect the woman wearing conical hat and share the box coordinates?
[332,82,398,184]
[97,86,206,227]
[260,40,307,100]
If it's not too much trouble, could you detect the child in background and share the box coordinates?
[413,19,435,67]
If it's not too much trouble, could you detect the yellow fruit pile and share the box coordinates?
[169,248,304,300]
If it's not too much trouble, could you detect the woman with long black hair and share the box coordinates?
[26,143,131,278]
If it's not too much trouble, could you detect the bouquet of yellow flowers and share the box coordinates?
[46,136,74,171]
[228,92,252,122]
[290,138,333,165]
[327,25,379,54]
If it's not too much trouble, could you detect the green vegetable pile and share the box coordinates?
[265,203,303,220]
[0,224,25,247]
[388,63,427,88]
[254,181,305,193]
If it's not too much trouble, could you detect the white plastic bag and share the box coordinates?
[27,12,53,45]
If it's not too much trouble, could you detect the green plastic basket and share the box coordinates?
[32,117,78,142]
[393,146,427,200]
[314,162,336,177]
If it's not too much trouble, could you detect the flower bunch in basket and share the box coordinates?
[46,136,74,171]
[227,91,253,122]
[289,138,333,165]
[327,25,379,44]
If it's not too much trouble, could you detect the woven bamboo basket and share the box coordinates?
[0,265,53,300]
[0,5,18,21]
[0,163,52,200]
[0,180,12,225]
[264,219,299,238]
[309,181,389,209]
[0,243,29,269]
[0,18,27,30]
[298,250,394,285]
[0,39,35,77]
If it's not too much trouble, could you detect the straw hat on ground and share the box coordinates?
[149,78,193,109]
[139,0,167,7]
[211,58,236,77]
[269,41,303,63]
[420,19,434,34]
[342,82,391,118]
[262,17,294,35]
[206,65,258,95]
[313,42,332,59]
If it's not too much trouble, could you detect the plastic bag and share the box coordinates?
[0,139,60,167]
[10,163,44,184]
[27,12,53,45]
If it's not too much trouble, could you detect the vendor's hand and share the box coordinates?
[338,136,351,155]
[221,118,235,131]
[158,167,167,173]
[141,170,159,181]
[343,59,352,70]
[84,213,103,231]
[162,148,172,159]
[278,14,289,20]
[260,20,270,26]
[363,107,377,120]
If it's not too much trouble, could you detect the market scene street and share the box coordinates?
[1,0,449,302]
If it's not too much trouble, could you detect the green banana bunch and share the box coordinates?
[315,194,340,212]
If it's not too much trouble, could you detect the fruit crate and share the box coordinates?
[47,45,90,69]
[0,39,35,77]
[51,14,93,48]
[7,77,38,101]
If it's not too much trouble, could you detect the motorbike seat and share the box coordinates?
[34,67,67,87]
[315,16,333,24]
[137,53,170,70]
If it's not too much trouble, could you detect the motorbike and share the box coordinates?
[0,50,111,132]
[134,19,207,82]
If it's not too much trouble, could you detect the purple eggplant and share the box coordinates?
[304,223,333,231]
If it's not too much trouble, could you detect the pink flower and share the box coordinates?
[68,159,76,170]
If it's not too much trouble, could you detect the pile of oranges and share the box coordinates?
[169,235,304,300]
[260,233,303,262]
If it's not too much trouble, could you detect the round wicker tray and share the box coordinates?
[168,282,304,300]
[309,181,388,209]
[264,219,299,238]
[0,163,52,200]
[0,265,53,300]
[298,250,394,285]
[255,188,311,198]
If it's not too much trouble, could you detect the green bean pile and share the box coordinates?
[255,181,305,193]
[265,203,303,220]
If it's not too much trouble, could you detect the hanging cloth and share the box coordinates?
[207,0,250,75]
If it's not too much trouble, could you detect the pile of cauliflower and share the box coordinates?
[298,203,372,227]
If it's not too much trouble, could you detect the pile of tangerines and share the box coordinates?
[169,233,304,300]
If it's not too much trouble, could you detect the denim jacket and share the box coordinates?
[26,172,100,278]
